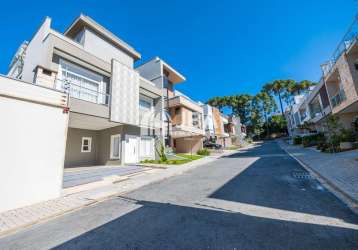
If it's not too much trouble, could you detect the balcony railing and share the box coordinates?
[57,79,110,105]
[323,15,358,77]
[330,89,347,108]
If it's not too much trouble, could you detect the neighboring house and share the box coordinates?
[202,104,245,148]
[286,15,358,136]
[285,81,332,137]
[137,57,205,153]
[228,115,246,145]
[321,15,358,130]
[205,106,230,148]
[8,15,163,167]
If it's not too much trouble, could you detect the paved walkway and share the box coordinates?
[63,165,145,188]
[0,150,240,237]
[278,140,358,210]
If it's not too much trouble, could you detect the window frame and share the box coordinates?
[110,134,121,160]
[139,94,154,112]
[81,137,92,153]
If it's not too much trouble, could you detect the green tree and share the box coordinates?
[254,91,277,137]
[263,80,287,116]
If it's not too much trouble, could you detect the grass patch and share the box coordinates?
[225,146,240,150]
[140,154,204,165]
[141,159,191,165]
[176,154,204,160]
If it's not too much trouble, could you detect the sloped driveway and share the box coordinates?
[63,165,145,188]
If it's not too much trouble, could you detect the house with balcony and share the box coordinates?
[137,57,205,153]
[285,79,332,136]
[321,15,358,130]
[8,15,163,167]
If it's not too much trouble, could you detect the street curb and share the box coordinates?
[278,142,358,215]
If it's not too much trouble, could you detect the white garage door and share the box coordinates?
[140,137,155,159]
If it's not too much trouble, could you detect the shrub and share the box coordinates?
[339,128,356,143]
[197,148,210,156]
[302,133,324,147]
[155,141,167,162]
[293,136,302,145]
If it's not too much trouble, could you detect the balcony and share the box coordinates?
[171,124,205,138]
[322,15,358,78]
[139,110,162,129]
[330,89,347,108]
[168,95,203,113]
[57,79,110,106]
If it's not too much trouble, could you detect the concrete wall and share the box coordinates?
[339,112,358,129]
[203,105,215,136]
[110,60,139,126]
[329,54,358,114]
[21,17,51,83]
[212,107,224,135]
[64,128,99,167]
[83,28,134,68]
[0,76,68,213]
[136,59,163,89]
[174,136,203,154]
[98,126,122,165]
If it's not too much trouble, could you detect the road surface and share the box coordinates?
[1,141,357,249]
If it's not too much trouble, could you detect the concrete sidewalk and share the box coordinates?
[0,149,242,237]
[278,140,358,212]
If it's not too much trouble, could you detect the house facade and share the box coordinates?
[137,58,205,153]
[286,15,358,136]
[8,15,163,167]
[202,104,245,148]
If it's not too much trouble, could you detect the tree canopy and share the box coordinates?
[206,79,316,138]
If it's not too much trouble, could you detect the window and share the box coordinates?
[110,134,121,159]
[175,107,181,115]
[42,68,52,76]
[57,59,107,104]
[73,29,85,45]
[139,95,153,111]
[81,137,92,153]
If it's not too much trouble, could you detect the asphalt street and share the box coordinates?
[1,141,357,249]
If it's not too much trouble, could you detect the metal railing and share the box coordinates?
[58,79,110,105]
[323,14,358,77]
[330,89,347,108]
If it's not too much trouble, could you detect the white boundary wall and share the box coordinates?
[0,75,68,213]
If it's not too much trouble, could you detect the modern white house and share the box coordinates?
[8,14,163,167]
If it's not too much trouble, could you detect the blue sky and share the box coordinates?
[1,1,357,103]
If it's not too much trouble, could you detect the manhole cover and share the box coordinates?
[292,171,312,179]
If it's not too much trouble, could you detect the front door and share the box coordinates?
[125,135,139,164]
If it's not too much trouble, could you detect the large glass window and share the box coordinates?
[58,59,107,104]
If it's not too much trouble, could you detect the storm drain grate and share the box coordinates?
[292,171,313,180]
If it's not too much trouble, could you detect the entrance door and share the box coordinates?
[125,135,139,164]
[140,137,155,159]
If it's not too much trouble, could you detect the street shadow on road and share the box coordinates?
[51,199,358,250]
[210,141,358,224]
